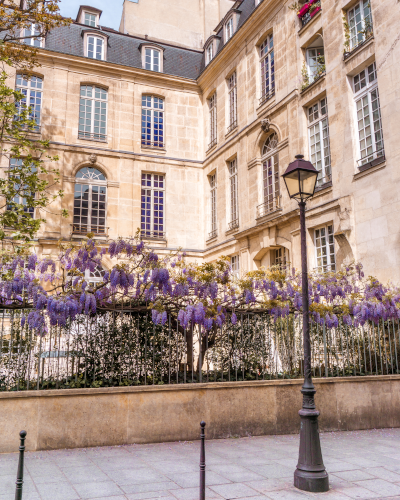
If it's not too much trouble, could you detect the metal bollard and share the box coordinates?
[200,421,206,500]
[15,430,27,500]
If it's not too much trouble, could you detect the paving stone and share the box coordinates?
[334,486,377,499]
[354,478,400,497]
[209,482,260,499]
[165,471,231,488]
[365,467,400,482]
[73,480,125,499]
[169,486,223,500]
[35,481,80,500]
[333,470,377,482]
[61,464,110,484]
[243,478,293,493]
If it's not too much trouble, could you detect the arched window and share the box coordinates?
[73,167,107,236]
[257,133,280,218]
[79,85,108,141]
[85,265,106,284]
[259,34,274,106]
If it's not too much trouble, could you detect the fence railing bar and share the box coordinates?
[392,320,399,374]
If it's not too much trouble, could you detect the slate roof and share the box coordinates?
[44,0,259,80]
[45,23,203,81]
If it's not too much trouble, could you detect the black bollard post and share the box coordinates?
[200,421,206,500]
[15,430,27,500]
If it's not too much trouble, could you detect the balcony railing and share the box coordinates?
[315,173,332,190]
[140,230,166,240]
[71,224,108,237]
[78,131,107,142]
[357,149,385,170]
[298,1,321,29]
[141,140,165,149]
[227,121,237,134]
[256,196,280,219]
[208,229,217,240]
[259,88,275,107]
[228,219,239,231]
[344,31,373,60]
[208,138,217,150]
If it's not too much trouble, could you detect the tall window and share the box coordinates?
[141,173,165,239]
[84,12,97,27]
[208,93,217,149]
[260,34,274,106]
[257,134,279,218]
[206,44,213,65]
[227,72,237,133]
[144,48,161,72]
[348,0,373,50]
[306,47,325,81]
[209,173,217,239]
[308,97,331,186]
[24,23,43,47]
[226,17,234,41]
[16,75,43,130]
[79,85,107,141]
[353,62,384,166]
[87,35,104,60]
[228,159,238,230]
[73,167,107,235]
[141,96,164,148]
[231,255,240,278]
[315,225,336,272]
[271,248,287,270]
[7,158,35,219]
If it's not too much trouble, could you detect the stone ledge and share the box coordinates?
[1,374,398,399]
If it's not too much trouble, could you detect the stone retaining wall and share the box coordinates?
[1,375,399,453]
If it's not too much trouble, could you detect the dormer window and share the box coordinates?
[140,44,164,73]
[24,23,43,47]
[206,44,213,65]
[84,12,97,27]
[87,35,104,60]
[226,17,234,41]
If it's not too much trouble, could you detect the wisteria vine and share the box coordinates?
[0,234,399,336]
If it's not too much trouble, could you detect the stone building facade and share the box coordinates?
[3,0,400,282]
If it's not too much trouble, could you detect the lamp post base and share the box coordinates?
[294,408,329,493]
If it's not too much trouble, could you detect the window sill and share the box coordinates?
[314,180,332,193]
[141,145,166,154]
[225,226,239,236]
[206,143,217,155]
[300,73,326,96]
[71,234,108,241]
[353,157,386,181]
[344,35,374,62]
[78,135,108,144]
[225,124,238,139]
[256,208,282,224]
[298,9,322,35]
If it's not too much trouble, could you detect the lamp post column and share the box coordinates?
[294,201,329,493]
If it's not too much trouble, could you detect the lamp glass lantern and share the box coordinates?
[283,154,318,202]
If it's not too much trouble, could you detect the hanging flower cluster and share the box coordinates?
[0,235,399,336]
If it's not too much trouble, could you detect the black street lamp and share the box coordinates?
[282,154,329,493]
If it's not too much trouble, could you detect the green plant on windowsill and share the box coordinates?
[309,0,321,16]
[301,55,325,91]
[343,15,351,53]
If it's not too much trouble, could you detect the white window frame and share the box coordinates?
[206,43,214,65]
[142,47,162,72]
[228,158,238,230]
[307,97,331,186]
[208,93,217,149]
[78,85,108,141]
[353,62,384,166]
[271,247,287,270]
[227,71,237,133]
[347,0,373,50]
[209,173,217,239]
[15,74,43,130]
[23,23,43,47]
[306,47,325,80]
[259,34,274,105]
[141,173,165,239]
[314,224,336,272]
[84,12,97,27]
[85,34,106,60]
[257,133,280,218]
[231,255,240,278]
[73,167,107,236]
[141,95,165,149]
[8,158,35,219]
[226,17,234,41]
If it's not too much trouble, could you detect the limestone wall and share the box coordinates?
[1,376,399,453]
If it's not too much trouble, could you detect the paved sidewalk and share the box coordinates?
[3,429,400,500]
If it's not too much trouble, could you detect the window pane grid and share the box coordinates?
[140,173,165,239]
[16,75,43,129]
[308,98,331,186]
[209,93,217,148]
[87,36,104,60]
[78,85,108,141]
[141,96,164,148]
[209,174,217,238]
[260,34,275,105]
[231,255,240,277]
[229,159,238,225]
[348,0,372,50]
[315,225,336,272]
[228,72,237,131]
[8,158,35,219]
[73,168,107,235]
[24,23,43,47]
[258,154,279,216]
[145,48,161,72]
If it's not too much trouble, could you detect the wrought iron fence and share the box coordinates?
[1,310,399,392]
